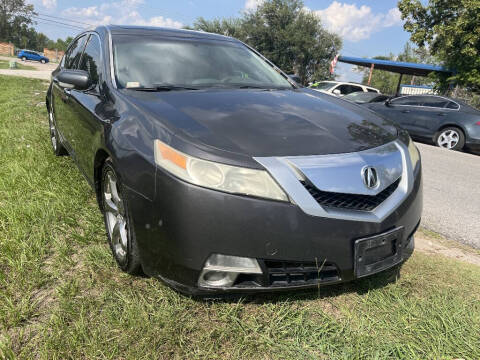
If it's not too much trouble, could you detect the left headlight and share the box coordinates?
[154,140,289,202]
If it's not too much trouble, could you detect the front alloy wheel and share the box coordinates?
[435,127,465,150]
[102,159,142,274]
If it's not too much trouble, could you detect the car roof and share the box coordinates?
[102,25,237,42]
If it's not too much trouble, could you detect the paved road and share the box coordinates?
[0,55,56,80]
[417,142,480,248]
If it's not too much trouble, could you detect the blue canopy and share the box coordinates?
[338,56,451,77]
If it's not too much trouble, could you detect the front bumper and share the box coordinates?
[124,159,422,296]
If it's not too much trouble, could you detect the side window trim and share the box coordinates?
[77,32,104,92]
[63,34,88,70]
[73,35,88,70]
[392,95,460,111]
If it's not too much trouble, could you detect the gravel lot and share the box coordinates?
[0,55,56,80]
[417,142,480,248]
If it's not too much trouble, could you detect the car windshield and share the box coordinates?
[112,35,293,90]
[310,82,334,90]
[343,92,379,103]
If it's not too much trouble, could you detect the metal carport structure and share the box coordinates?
[337,56,453,95]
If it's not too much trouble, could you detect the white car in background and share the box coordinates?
[310,81,380,96]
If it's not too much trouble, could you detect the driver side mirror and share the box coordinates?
[56,69,90,90]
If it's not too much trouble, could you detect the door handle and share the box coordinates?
[401,110,410,113]
[63,88,71,96]
[437,113,447,116]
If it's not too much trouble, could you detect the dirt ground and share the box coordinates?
[415,228,480,266]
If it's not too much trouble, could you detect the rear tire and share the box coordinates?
[48,108,67,156]
[21,56,26,61]
[434,127,465,150]
[101,159,142,275]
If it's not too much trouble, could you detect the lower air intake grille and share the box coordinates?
[302,178,401,212]
[264,260,339,287]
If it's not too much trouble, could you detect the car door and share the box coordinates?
[66,33,106,179]
[367,96,424,134]
[51,35,88,154]
[406,97,454,137]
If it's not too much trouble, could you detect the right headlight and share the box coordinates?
[154,140,289,202]
[407,136,420,170]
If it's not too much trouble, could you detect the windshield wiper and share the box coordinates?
[127,84,200,91]
[237,85,271,89]
[236,84,292,90]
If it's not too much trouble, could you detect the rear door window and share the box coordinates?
[446,101,460,110]
[421,97,450,108]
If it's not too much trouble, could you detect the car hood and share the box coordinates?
[124,88,398,158]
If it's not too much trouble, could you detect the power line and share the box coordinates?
[33,19,84,32]
[36,12,93,27]
[32,16,85,30]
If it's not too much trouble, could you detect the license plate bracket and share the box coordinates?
[354,227,404,278]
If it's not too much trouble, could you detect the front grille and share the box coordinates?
[264,260,339,287]
[302,177,401,212]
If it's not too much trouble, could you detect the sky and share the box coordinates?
[27,0,412,82]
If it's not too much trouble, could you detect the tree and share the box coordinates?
[191,0,341,84]
[0,0,36,45]
[398,0,480,92]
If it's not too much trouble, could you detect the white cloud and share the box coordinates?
[61,0,183,29]
[63,6,100,18]
[137,16,183,28]
[383,8,402,27]
[41,0,56,9]
[244,0,264,11]
[312,2,403,42]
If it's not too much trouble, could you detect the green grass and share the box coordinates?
[1,75,479,359]
[0,60,36,70]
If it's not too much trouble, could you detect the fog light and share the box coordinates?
[198,254,263,288]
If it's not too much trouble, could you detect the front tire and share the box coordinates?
[41,59,46,64]
[101,159,142,275]
[435,127,465,150]
[48,108,67,156]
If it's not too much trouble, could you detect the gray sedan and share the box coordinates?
[366,95,480,151]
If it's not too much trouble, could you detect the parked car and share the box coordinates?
[310,81,380,96]
[343,92,390,104]
[46,26,422,295]
[17,50,49,64]
[366,95,480,151]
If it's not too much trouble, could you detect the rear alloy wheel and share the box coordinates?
[435,127,465,150]
[102,159,142,274]
[48,109,67,156]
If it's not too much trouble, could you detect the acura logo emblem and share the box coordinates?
[362,166,379,189]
